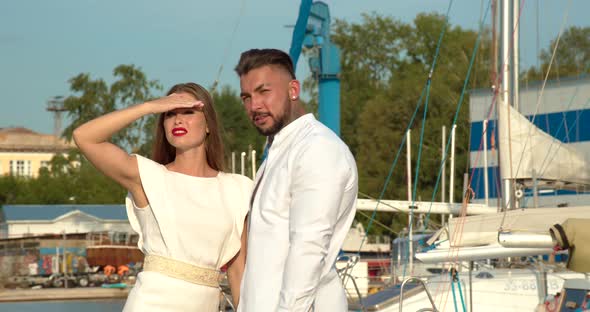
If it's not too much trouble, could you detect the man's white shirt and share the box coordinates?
[238,114,358,312]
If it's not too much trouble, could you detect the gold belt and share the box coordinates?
[143,255,220,288]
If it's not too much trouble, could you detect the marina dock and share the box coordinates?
[0,287,129,302]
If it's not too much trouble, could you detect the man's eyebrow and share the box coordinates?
[240,83,269,98]
[253,83,268,92]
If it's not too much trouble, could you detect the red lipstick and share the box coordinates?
[172,127,188,137]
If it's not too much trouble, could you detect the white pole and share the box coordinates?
[483,120,490,206]
[512,0,520,112]
[406,130,413,275]
[406,130,412,202]
[355,199,496,215]
[463,172,469,204]
[63,231,67,288]
[449,125,457,205]
[251,150,257,179]
[240,152,246,176]
[501,0,511,109]
[442,126,447,226]
[56,246,60,274]
[231,152,236,174]
[512,0,521,210]
[501,0,513,211]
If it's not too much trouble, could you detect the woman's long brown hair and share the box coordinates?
[151,83,225,171]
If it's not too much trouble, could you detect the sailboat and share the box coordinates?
[339,0,590,311]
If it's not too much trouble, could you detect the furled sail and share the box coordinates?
[497,97,590,185]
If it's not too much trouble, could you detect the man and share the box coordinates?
[235,48,358,311]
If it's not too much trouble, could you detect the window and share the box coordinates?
[9,160,32,177]
[9,160,16,175]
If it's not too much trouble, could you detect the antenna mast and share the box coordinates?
[46,96,67,138]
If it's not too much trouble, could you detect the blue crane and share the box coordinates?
[289,1,341,136]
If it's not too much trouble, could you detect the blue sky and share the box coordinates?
[1,0,588,135]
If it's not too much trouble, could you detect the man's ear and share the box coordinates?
[288,79,301,100]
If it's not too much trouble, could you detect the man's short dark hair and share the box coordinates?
[235,49,296,79]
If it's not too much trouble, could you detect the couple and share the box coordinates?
[74,49,358,311]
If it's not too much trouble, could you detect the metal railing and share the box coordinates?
[399,277,438,312]
[336,254,366,312]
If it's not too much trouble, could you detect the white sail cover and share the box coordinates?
[497,98,590,185]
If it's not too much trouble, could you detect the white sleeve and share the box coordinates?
[219,174,253,266]
[124,154,168,251]
[278,137,354,311]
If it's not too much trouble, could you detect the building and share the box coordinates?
[0,204,133,239]
[0,127,75,178]
[469,76,590,207]
[0,205,140,281]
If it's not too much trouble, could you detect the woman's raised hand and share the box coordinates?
[146,93,204,114]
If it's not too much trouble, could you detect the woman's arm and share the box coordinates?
[72,93,201,206]
[226,217,248,308]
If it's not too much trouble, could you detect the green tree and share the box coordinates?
[62,64,162,155]
[2,66,272,205]
[212,85,266,167]
[0,65,162,205]
[0,149,125,205]
[0,175,20,205]
[332,13,491,235]
[330,13,410,156]
[525,26,590,80]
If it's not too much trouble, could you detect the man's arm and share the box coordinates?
[278,137,353,311]
[226,217,248,308]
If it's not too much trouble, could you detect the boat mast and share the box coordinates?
[499,0,519,210]
[512,0,520,112]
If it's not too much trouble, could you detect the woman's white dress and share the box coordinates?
[122,155,252,312]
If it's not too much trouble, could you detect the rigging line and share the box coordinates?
[398,0,454,279]
[472,0,486,91]
[403,79,433,279]
[452,18,519,268]
[357,191,409,214]
[405,0,453,260]
[536,0,540,82]
[420,2,493,305]
[538,98,590,179]
[357,84,426,254]
[210,0,247,93]
[422,0,492,231]
[540,64,590,173]
[356,210,400,236]
[479,0,527,212]
[484,92,504,211]
[355,0,459,251]
[513,0,573,179]
[414,4,454,182]
[536,65,590,177]
[501,0,527,210]
[424,3,494,305]
[357,191,441,226]
[490,0,531,229]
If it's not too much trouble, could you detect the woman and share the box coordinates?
[73,83,252,311]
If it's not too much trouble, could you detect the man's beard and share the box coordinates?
[253,99,291,136]
[254,113,285,136]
